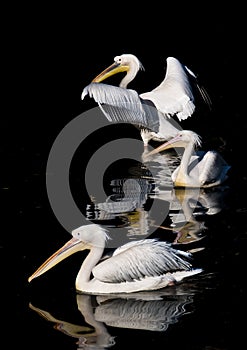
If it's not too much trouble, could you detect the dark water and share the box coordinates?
[4,10,246,350]
[12,123,247,350]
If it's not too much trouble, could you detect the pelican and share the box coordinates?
[28,224,202,294]
[148,130,231,188]
[81,54,211,146]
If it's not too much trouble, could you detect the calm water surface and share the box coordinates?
[13,136,247,350]
[4,11,245,350]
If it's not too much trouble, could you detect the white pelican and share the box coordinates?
[28,224,202,294]
[81,54,211,146]
[148,130,231,188]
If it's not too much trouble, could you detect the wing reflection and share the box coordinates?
[29,287,196,349]
[86,177,154,237]
[93,293,193,332]
[85,150,179,237]
[84,149,229,248]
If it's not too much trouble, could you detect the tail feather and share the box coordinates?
[172,268,203,282]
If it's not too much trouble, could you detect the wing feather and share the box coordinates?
[81,83,160,132]
[140,57,211,121]
[198,151,231,185]
[92,239,192,283]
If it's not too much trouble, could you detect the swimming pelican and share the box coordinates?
[28,224,202,294]
[81,54,211,146]
[148,130,231,188]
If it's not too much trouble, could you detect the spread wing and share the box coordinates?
[140,57,211,121]
[81,83,160,133]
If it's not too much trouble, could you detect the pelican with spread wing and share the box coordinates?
[28,224,202,294]
[81,54,211,146]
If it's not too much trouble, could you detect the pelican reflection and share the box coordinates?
[93,292,193,332]
[29,287,195,349]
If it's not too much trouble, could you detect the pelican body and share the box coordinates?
[148,130,231,188]
[81,54,211,146]
[28,224,202,294]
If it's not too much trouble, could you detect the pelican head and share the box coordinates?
[92,54,144,88]
[71,224,110,248]
[28,224,109,283]
[148,130,202,156]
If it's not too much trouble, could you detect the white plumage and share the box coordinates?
[140,57,196,121]
[28,223,202,294]
[81,54,211,146]
[93,238,191,283]
[148,130,231,188]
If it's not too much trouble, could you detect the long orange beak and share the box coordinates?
[28,237,85,282]
[92,62,129,83]
[148,134,185,156]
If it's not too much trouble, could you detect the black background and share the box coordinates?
[3,4,246,349]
